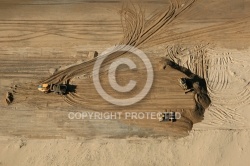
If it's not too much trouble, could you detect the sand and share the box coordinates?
[0,130,250,166]
[0,0,250,165]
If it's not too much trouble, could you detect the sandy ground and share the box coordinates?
[0,130,250,166]
[0,0,250,165]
